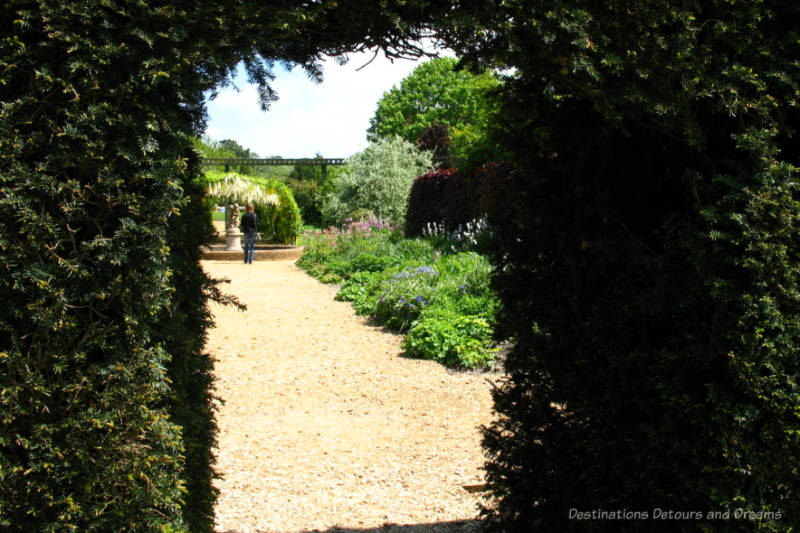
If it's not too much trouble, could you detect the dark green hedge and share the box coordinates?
[0,1,452,530]
[0,2,232,530]
[155,152,231,533]
[440,1,800,531]
[253,179,303,245]
[286,178,322,227]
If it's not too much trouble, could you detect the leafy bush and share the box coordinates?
[405,168,460,236]
[321,136,432,226]
[252,179,302,244]
[404,307,496,368]
[405,163,509,238]
[285,178,322,226]
[299,228,500,369]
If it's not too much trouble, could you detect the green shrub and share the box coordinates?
[321,136,432,226]
[286,178,322,226]
[253,181,302,244]
[403,307,496,368]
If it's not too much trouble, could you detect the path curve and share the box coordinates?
[202,259,497,533]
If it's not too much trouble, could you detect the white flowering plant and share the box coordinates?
[421,216,493,253]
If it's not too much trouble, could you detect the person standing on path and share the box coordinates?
[240,203,259,264]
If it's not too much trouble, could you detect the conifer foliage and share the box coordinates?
[1,3,201,528]
[439,1,800,530]
[0,0,449,530]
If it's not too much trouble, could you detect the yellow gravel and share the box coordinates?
[203,259,497,533]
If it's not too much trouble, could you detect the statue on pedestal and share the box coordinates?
[224,202,243,251]
[226,203,241,230]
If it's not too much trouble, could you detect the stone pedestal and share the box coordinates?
[225,229,243,251]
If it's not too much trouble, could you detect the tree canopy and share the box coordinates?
[367,56,502,170]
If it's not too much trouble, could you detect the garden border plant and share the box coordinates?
[297,219,501,370]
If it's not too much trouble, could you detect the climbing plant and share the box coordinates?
[204,171,302,244]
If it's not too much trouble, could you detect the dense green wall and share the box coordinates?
[0,1,450,530]
[439,1,800,530]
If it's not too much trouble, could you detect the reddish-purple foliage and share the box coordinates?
[415,123,451,167]
[404,163,510,237]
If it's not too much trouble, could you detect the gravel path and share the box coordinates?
[202,259,498,533]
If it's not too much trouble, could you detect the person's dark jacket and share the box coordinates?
[240,212,259,235]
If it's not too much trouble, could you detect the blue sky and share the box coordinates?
[204,49,450,159]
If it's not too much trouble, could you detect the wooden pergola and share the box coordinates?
[201,157,347,180]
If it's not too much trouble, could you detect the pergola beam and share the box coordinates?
[201,157,347,167]
[202,157,347,180]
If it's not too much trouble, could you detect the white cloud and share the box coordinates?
[204,125,222,139]
[204,47,453,158]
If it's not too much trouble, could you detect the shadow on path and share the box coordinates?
[218,519,482,533]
